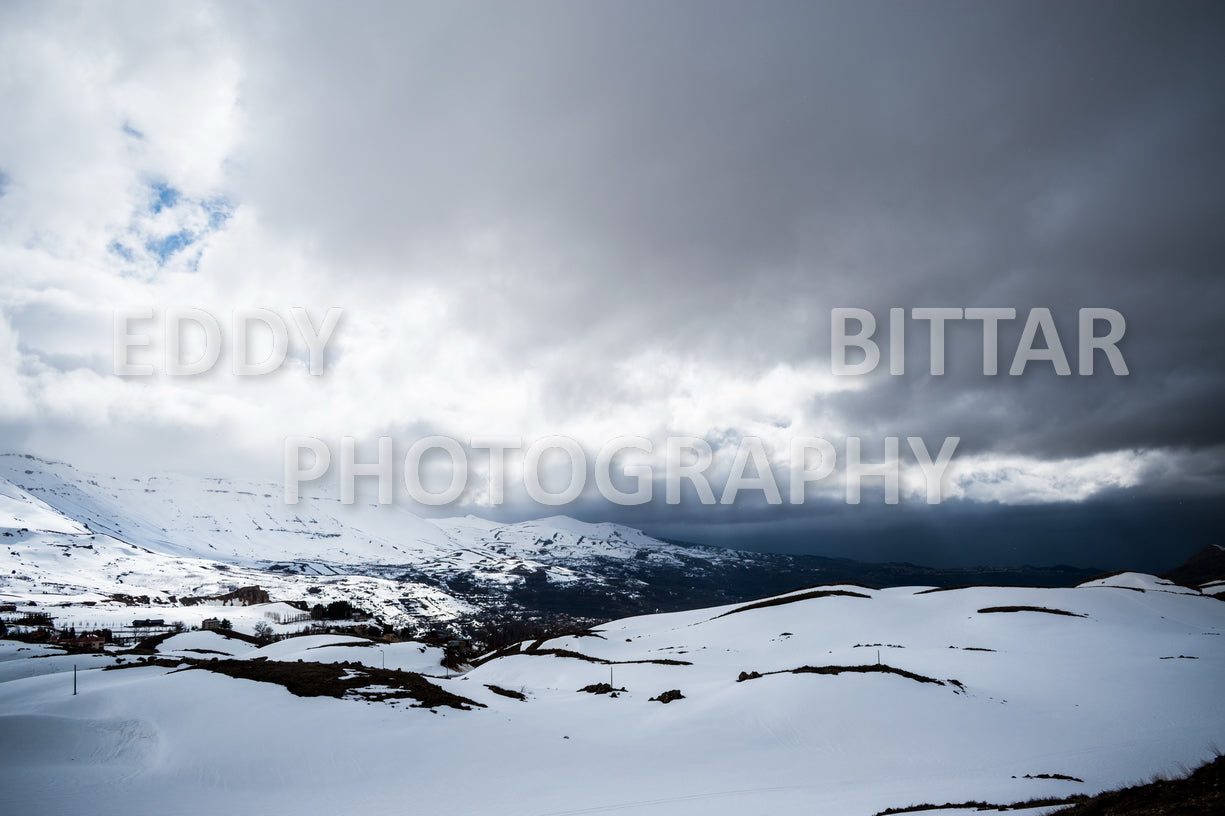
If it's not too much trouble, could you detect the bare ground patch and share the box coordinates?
[183,658,484,709]
[484,684,526,700]
[736,663,960,689]
[471,644,691,668]
[977,605,1085,618]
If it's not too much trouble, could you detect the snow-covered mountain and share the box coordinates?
[4,454,1223,814]
[0,454,1162,636]
[0,454,769,630]
[1,573,1222,815]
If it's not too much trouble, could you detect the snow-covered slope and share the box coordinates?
[149,630,449,673]
[0,453,464,563]
[3,454,1209,639]
[0,454,751,630]
[434,513,683,565]
[1,580,1222,815]
[1076,571,1202,594]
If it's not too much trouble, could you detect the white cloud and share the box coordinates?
[937,449,1162,505]
[0,1,1217,517]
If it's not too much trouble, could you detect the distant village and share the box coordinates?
[0,586,401,652]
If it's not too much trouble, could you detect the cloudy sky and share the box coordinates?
[2,1,1223,570]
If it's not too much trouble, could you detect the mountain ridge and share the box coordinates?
[0,453,1123,633]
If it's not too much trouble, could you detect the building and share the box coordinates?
[57,634,105,651]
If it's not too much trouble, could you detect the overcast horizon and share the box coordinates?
[2,1,1223,572]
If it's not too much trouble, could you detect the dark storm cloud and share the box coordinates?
[637,493,1225,574]
[221,1,1225,478]
[233,1,1225,277]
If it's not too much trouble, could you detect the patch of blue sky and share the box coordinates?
[203,196,234,229]
[111,181,234,270]
[107,240,136,263]
[122,122,144,140]
[145,229,194,262]
[148,180,180,214]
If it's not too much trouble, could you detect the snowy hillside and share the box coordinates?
[0,454,761,631]
[2,455,1116,639]
[1,579,1222,815]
